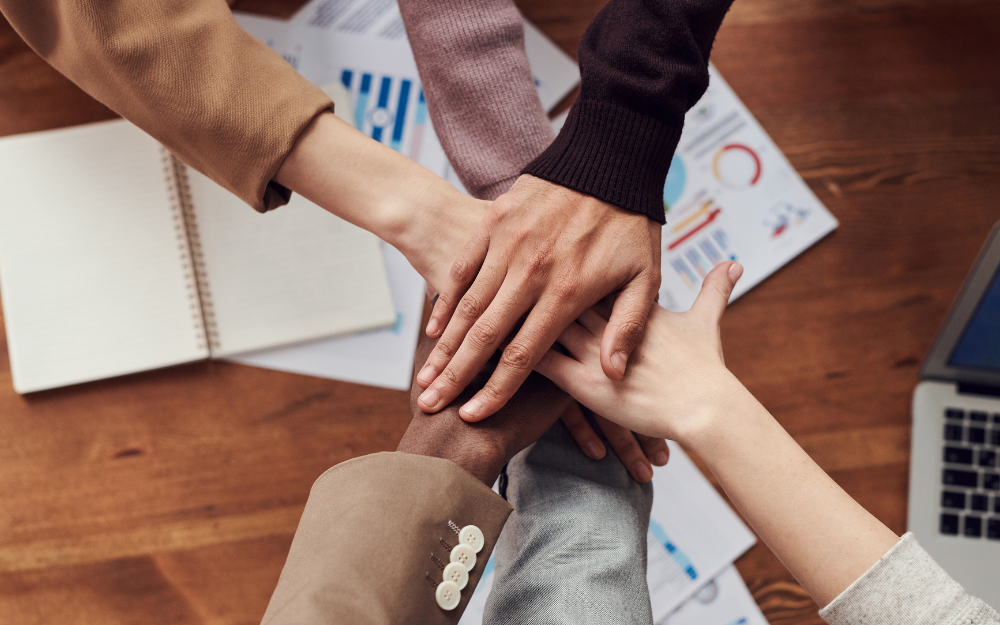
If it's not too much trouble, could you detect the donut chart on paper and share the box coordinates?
[712,144,761,190]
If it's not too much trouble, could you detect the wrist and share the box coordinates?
[391,185,488,293]
[396,416,506,487]
[671,371,755,453]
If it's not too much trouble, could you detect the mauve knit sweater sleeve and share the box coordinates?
[524,0,734,223]
[396,0,554,201]
[0,0,332,212]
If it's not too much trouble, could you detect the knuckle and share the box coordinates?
[549,273,578,303]
[437,366,461,388]
[456,293,484,321]
[615,438,642,458]
[568,422,593,440]
[432,340,455,360]
[501,342,533,370]
[617,320,646,350]
[435,291,456,313]
[449,256,474,284]
[477,381,505,404]
[468,319,500,349]
[524,245,554,276]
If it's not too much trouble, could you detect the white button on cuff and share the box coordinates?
[459,525,485,553]
[435,581,461,611]
[443,561,469,589]
[450,543,477,571]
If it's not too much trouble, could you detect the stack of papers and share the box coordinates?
[230,0,580,390]
[459,442,766,624]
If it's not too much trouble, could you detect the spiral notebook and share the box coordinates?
[0,120,396,393]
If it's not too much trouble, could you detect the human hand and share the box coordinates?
[561,403,669,483]
[415,174,662,422]
[398,335,574,486]
[535,262,743,445]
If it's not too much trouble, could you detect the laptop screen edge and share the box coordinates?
[920,220,1000,389]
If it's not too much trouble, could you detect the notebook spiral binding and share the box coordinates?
[162,149,220,353]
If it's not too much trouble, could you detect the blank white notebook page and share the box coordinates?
[0,121,208,393]
[184,168,396,357]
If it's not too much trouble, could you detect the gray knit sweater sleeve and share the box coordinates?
[819,533,1000,625]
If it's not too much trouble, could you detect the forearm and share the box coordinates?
[275,112,487,291]
[0,0,331,211]
[523,0,734,222]
[684,376,899,607]
[397,0,553,200]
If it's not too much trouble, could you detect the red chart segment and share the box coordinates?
[712,144,761,189]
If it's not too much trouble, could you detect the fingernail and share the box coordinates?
[426,318,440,336]
[418,388,439,410]
[633,460,653,483]
[416,364,436,386]
[612,351,628,375]
[728,262,744,282]
[460,396,484,420]
[652,451,669,466]
[586,440,605,459]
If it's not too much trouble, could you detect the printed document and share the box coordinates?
[657,65,838,312]
[662,565,768,625]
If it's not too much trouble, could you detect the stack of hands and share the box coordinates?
[280,113,910,610]
[398,218,741,495]
[395,171,671,486]
[278,113,672,484]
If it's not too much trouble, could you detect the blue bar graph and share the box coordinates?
[649,519,698,581]
[340,69,430,162]
[390,80,412,150]
[370,76,393,142]
[355,73,372,132]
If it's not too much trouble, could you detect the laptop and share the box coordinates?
[909,220,1000,608]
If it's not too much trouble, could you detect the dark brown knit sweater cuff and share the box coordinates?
[522,98,682,224]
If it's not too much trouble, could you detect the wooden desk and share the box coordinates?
[1,0,998,622]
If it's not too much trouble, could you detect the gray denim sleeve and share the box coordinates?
[483,418,654,625]
[819,532,1000,625]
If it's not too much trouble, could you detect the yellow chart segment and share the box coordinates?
[671,200,713,234]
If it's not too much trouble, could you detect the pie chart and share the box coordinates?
[662,155,686,211]
[712,144,761,190]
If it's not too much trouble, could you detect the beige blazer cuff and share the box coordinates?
[262,452,512,625]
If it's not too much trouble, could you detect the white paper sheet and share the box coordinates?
[646,441,757,619]
[657,65,838,312]
[661,565,768,625]
[457,442,756,624]
[230,243,425,391]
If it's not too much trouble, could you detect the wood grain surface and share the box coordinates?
[1,0,999,622]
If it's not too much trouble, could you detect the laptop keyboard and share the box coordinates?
[940,407,1000,539]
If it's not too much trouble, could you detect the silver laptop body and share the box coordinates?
[909,221,1000,608]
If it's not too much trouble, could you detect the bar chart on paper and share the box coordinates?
[339,69,432,162]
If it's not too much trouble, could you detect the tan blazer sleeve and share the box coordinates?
[0,0,332,212]
[262,452,512,625]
